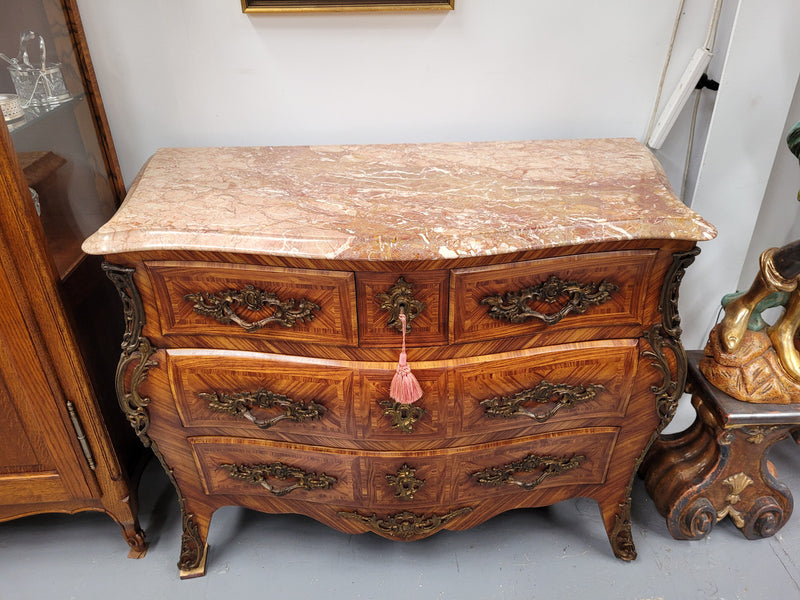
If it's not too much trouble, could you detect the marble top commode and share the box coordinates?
[82,138,716,260]
[90,137,717,578]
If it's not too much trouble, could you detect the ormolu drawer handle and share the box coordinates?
[221,462,336,497]
[480,275,619,325]
[379,400,426,433]
[337,507,472,539]
[201,388,325,429]
[376,276,426,333]
[184,285,320,332]
[480,380,604,423]
[472,453,585,491]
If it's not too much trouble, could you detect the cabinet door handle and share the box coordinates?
[480,275,618,325]
[184,285,320,332]
[202,388,325,429]
[222,462,336,497]
[480,380,604,423]
[472,453,585,491]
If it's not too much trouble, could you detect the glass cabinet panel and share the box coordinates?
[1,0,120,278]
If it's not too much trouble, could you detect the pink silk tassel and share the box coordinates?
[389,311,423,404]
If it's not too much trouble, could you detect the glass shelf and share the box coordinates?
[2,1,121,280]
[6,93,85,136]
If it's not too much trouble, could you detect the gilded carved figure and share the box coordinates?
[701,121,800,402]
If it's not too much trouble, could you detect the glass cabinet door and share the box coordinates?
[1,0,122,278]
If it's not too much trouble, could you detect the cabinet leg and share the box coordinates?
[122,521,148,559]
[104,492,148,558]
[178,507,211,579]
[598,496,636,561]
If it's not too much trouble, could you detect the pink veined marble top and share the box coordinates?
[82,138,716,261]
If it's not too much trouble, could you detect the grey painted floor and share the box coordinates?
[2,437,800,599]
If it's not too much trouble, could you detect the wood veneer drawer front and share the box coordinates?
[167,351,354,438]
[356,366,449,440]
[356,271,449,347]
[365,456,450,507]
[453,427,619,502]
[190,437,357,504]
[450,250,657,344]
[456,339,638,435]
[146,261,358,346]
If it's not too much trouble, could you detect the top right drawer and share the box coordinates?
[450,250,658,344]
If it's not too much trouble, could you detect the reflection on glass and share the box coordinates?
[1,1,119,279]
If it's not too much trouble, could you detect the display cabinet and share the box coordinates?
[0,0,146,556]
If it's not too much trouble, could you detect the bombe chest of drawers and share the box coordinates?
[83,139,715,578]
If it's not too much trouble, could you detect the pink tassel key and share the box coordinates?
[389,311,423,404]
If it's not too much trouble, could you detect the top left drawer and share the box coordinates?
[146,261,358,346]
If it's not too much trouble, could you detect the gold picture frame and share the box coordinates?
[242,0,454,13]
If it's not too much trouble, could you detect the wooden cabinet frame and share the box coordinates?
[0,0,146,557]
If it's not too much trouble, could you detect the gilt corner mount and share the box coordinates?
[242,0,453,13]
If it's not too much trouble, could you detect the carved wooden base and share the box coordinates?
[641,351,797,541]
[700,325,800,404]
[121,522,148,558]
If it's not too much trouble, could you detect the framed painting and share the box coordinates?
[242,0,454,12]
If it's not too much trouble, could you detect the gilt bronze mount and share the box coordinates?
[480,380,604,423]
[222,462,336,497]
[185,285,319,332]
[379,399,426,433]
[338,507,472,539]
[102,263,157,447]
[386,464,425,501]
[203,387,326,429]
[481,275,618,325]
[376,276,426,333]
[473,453,585,491]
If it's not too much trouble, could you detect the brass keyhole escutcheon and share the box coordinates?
[379,400,426,433]
[376,276,426,333]
[386,464,426,501]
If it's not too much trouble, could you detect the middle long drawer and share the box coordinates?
[166,339,638,446]
[189,427,619,507]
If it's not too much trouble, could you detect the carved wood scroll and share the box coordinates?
[481,275,618,325]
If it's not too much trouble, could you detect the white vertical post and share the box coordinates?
[679,0,800,352]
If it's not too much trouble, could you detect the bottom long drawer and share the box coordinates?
[189,427,619,508]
